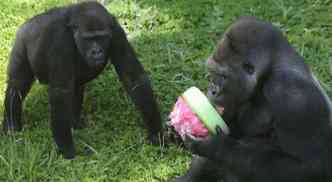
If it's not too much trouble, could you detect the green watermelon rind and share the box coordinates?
[182,86,230,135]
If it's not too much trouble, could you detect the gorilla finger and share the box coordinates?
[216,126,224,135]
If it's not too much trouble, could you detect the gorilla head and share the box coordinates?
[206,17,285,123]
[70,2,112,67]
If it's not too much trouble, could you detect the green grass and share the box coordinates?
[0,0,331,181]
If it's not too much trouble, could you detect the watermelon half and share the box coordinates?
[169,86,230,139]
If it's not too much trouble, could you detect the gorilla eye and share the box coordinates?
[83,36,94,41]
[220,74,227,80]
[70,24,78,32]
[243,62,255,74]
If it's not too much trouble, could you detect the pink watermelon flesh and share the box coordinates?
[169,97,209,140]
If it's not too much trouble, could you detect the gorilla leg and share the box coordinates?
[170,156,222,182]
[48,86,75,159]
[3,80,33,132]
[3,42,34,132]
[72,85,86,129]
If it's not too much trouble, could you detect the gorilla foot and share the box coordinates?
[148,131,168,147]
[3,120,22,133]
[72,117,87,130]
[58,145,76,159]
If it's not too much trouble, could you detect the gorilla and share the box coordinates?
[3,2,162,159]
[170,17,332,182]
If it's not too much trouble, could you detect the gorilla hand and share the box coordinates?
[184,127,234,160]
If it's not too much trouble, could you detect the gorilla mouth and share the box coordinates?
[96,60,105,66]
[208,98,225,115]
[91,59,105,67]
[215,105,225,115]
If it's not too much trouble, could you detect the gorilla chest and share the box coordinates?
[31,59,106,85]
[76,62,107,84]
[236,102,273,137]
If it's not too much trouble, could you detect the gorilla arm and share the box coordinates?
[187,71,329,182]
[43,24,77,159]
[109,19,162,143]
[187,134,320,182]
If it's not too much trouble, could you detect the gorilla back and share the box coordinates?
[3,2,163,159]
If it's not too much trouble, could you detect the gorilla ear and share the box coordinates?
[67,23,78,32]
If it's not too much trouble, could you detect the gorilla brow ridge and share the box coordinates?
[81,30,111,38]
[225,33,241,55]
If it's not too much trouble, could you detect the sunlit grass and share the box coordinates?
[0,0,331,181]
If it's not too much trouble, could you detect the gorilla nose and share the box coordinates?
[208,83,221,97]
[91,48,103,59]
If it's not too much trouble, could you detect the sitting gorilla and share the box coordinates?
[3,2,162,159]
[170,17,332,182]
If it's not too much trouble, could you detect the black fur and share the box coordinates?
[3,2,163,159]
[170,17,332,182]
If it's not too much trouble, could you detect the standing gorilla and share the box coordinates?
[170,17,332,182]
[3,2,163,159]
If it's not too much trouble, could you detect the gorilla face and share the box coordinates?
[206,17,280,122]
[206,42,257,121]
[71,5,112,68]
[74,29,111,67]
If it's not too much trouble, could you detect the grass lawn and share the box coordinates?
[0,0,331,181]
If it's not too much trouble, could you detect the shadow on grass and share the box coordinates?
[0,0,331,181]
